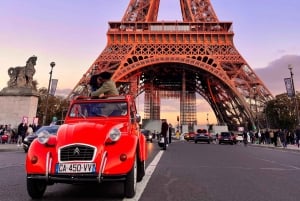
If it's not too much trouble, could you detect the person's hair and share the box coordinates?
[98,72,112,80]
[89,74,99,91]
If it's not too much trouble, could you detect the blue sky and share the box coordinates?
[1,0,300,124]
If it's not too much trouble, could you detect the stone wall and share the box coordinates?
[0,95,39,129]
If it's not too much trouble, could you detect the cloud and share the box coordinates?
[255,55,300,96]
[55,88,72,97]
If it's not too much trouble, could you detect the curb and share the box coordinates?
[251,144,300,152]
[0,144,24,152]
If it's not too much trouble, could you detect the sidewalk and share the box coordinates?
[0,143,24,152]
[250,143,300,152]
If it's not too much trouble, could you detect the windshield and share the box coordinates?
[221,132,230,137]
[69,102,128,118]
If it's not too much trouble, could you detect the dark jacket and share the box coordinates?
[161,122,169,137]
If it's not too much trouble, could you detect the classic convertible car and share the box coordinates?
[26,95,147,199]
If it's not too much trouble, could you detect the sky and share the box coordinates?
[1,0,300,125]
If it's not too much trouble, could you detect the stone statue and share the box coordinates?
[7,56,37,90]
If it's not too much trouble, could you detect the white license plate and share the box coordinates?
[56,163,96,173]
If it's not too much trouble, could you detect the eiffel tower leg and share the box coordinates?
[180,70,197,129]
[144,82,160,120]
[180,70,186,126]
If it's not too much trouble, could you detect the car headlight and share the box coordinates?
[37,130,50,144]
[109,128,121,142]
[23,137,28,142]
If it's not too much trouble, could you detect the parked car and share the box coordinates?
[141,129,153,143]
[218,132,237,145]
[22,125,60,153]
[194,129,212,144]
[25,95,147,199]
[235,132,243,142]
[184,132,196,141]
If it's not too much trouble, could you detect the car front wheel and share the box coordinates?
[27,178,47,199]
[124,155,137,198]
[137,157,145,182]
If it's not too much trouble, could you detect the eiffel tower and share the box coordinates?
[69,0,273,131]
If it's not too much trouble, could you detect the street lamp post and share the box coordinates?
[42,62,56,125]
[253,86,258,130]
[288,64,300,125]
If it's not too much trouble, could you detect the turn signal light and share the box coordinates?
[120,154,127,161]
[30,156,38,164]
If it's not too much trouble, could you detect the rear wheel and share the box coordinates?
[124,155,137,198]
[27,178,47,199]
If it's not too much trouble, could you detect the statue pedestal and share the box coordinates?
[0,87,39,129]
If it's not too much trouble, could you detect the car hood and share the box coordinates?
[56,121,126,146]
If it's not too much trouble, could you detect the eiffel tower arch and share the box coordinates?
[69,0,273,131]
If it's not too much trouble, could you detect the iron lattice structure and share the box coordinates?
[69,0,273,131]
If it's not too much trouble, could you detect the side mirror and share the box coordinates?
[136,114,141,123]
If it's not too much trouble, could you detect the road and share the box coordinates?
[1,141,300,201]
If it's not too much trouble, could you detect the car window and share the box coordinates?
[69,102,128,117]
[221,132,230,137]
[196,129,207,133]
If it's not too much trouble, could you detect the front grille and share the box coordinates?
[60,145,95,161]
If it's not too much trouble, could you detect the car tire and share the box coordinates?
[27,178,47,199]
[137,157,145,182]
[195,140,197,143]
[124,155,137,198]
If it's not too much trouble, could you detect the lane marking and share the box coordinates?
[123,150,164,201]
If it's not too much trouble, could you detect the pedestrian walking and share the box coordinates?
[295,125,300,148]
[269,130,274,145]
[243,131,248,146]
[160,119,169,150]
[17,122,28,146]
[5,124,12,144]
[168,123,172,144]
